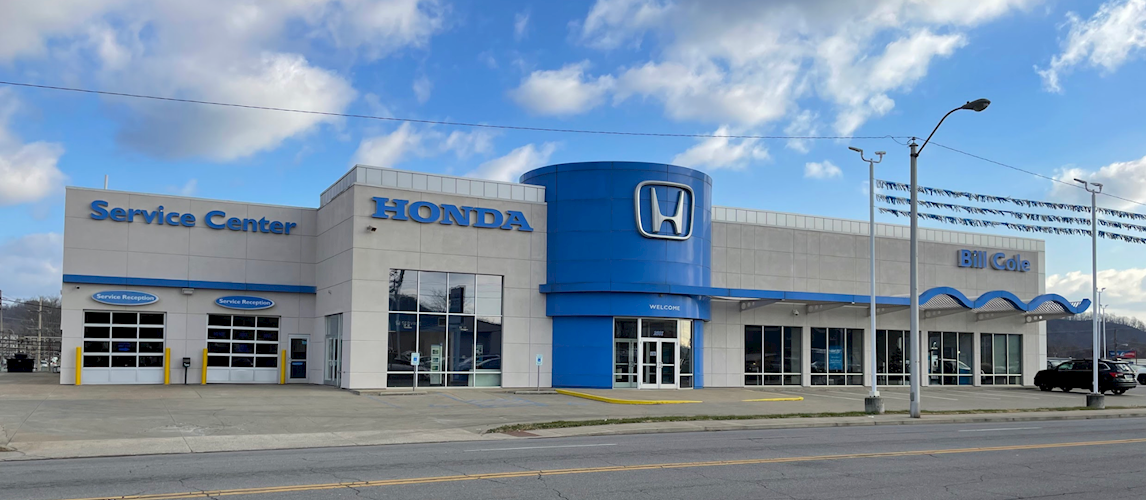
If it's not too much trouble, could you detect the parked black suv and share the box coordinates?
[1035,359,1137,395]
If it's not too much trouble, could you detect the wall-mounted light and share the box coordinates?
[366,226,377,232]
[181,288,194,295]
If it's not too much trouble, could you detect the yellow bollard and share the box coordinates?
[164,348,171,385]
[75,346,82,386]
[201,348,208,385]
[280,350,286,384]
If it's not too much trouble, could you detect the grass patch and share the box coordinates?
[487,406,1134,434]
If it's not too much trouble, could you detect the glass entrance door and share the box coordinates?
[614,340,638,388]
[324,314,342,387]
[639,339,678,389]
[288,335,308,382]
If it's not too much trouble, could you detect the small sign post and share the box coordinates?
[535,354,543,392]
[411,352,421,391]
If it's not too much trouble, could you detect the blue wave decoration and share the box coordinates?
[919,286,1090,314]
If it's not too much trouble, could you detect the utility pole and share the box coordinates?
[1075,178,1104,409]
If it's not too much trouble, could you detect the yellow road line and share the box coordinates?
[51,437,1146,500]
[742,397,804,402]
[554,389,701,405]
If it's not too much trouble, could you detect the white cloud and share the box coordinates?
[509,61,615,115]
[0,233,63,297]
[413,76,433,103]
[1051,154,1146,211]
[553,0,1033,135]
[804,160,843,180]
[168,179,198,197]
[1047,267,1146,322]
[671,126,768,170]
[0,90,66,206]
[0,1,447,161]
[353,124,497,168]
[1038,0,1146,93]
[478,50,498,69]
[514,10,530,41]
[784,109,819,153]
[468,143,558,183]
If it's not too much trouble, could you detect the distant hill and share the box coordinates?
[1048,314,1146,359]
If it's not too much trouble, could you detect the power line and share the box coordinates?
[0,80,905,141]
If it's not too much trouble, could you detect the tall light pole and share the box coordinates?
[849,146,885,414]
[908,98,990,419]
[1101,304,1109,357]
[1076,178,1104,408]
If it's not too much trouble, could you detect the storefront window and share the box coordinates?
[981,333,1022,385]
[744,325,801,385]
[928,331,973,385]
[876,330,911,385]
[82,311,165,369]
[387,270,503,387]
[811,327,862,385]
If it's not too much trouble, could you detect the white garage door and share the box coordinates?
[206,314,280,383]
[81,311,166,385]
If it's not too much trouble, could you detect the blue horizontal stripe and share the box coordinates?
[63,274,316,294]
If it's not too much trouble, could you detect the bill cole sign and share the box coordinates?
[958,250,1031,272]
[90,201,298,235]
[92,290,159,306]
[215,296,275,310]
[371,197,532,231]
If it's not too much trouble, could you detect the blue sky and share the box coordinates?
[2,0,1146,320]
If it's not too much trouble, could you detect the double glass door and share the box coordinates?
[640,338,678,389]
[614,318,690,389]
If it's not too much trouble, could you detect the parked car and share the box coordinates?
[1132,364,1146,385]
[1034,359,1137,395]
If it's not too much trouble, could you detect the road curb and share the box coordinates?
[555,389,701,405]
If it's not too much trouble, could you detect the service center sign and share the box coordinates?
[215,296,275,310]
[92,290,159,306]
[89,201,298,235]
[958,249,1031,272]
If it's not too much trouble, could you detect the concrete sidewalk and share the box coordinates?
[3,372,1146,461]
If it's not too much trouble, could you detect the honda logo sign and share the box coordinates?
[635,181,694,240]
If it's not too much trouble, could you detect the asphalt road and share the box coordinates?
[3,418,1146,500]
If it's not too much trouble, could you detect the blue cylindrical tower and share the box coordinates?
[521,162,712,388]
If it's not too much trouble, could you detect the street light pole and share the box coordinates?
[908,98,990,419]
[1076,178,1104,408]
[849,146,885,415]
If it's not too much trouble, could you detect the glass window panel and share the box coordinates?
[139,342,164,353]
[784,327,801,375]
[418,272,448,313]
[138,356,164,368]
[112,312,137,325]
[958,333,972,376]
[1007,335,1021,375]
[207,356,229,367]
[208,315,231,326]
[139,313,165,325]
[981,334,993,376]
[233,330,255,341]
[233,316,256,328]
[257,331,278,342]
[418,314,447,372]
[387,373,414,388]
[208,329,230,340]
[811,328,827,374]
[84,311,111,324]
[256,344,278,355]
[762,326,781,373]
[112,341,136,353]
[744,326,762,374]
[447,316,476,371]
[231,357,255,368]
[679,321,693,375]
[447,373,472,387]
[255,357,278,368]
[290,338,307,360]
[138,328,164,339]
[83,355,109,367]
[388,313,418,372]
[615,319,638,339]
[111,356,137,368]
[232,343,255,354]
[448,273,476,314]
[928,332,941,375]
[476,275,502,316]
[889,330,905,374]
[389,269,419,312]
[745,375,762,386]
[84,341,110,353]
[877,330,888,374]
[475,317,502,370]
[112,327,136,339]
[942,332,957,375]
[84,326,110,338]
[257,317,279,328]
[847,329,864,374]
[641,319,677,338]
[828,328,845,374]
[208,342,230,354]
[994,335,1007,374]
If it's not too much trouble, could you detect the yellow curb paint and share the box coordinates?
[555,389,701,405]
[742,397,804,402]
[48,437,1146,500]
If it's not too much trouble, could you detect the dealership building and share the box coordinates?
[58,161,1090,389]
